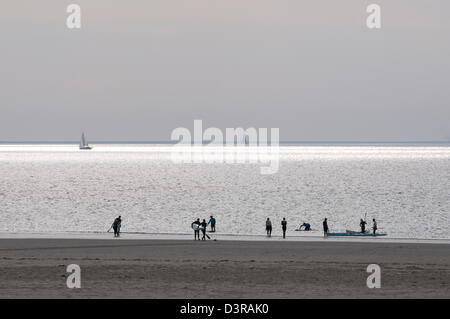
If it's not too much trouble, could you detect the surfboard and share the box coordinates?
[191,224,207,231]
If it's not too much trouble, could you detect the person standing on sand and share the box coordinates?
[360,218,367,233]
[372,218,378,234]
[281,218,287,239]
[112,216,122,238]
[191,218,201,240]
[266,218,272,237]
[208,216,216,232]
[323,218,329,237]
[201,219,208,240]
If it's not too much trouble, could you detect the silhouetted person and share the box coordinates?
[323,218,329,237]
[281,218,287,238]
[201,219,207,240]
[208,216,216,232]
[360,219,367,233]
[112,216,122,238]
[266,218,272,237]
[191,218,201,240]
[372,218,378,234]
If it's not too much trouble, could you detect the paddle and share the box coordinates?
[201,227,211,240]
[361,213,368,233]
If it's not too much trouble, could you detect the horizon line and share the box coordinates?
[1,140,450,145]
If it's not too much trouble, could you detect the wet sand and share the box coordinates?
[0,238,449,298]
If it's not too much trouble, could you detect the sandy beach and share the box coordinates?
[0,238,449,298]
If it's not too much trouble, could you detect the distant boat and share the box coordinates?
[79,133,92,150]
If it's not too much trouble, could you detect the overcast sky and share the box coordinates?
[1,0,449,142]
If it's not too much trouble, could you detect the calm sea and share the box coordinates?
[0,144,449,239]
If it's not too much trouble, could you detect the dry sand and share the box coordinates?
[0,238,449,298]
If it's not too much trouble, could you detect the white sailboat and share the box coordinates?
[243,135,249,145]
[79,132,92,150]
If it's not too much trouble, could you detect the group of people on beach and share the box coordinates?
[109,214,378,239]
[359,218,378,234]
[264,217,379,238]
[322,217,378,236]
[265,218,311,238]
[265,218,289,238]
[191,216,216,240]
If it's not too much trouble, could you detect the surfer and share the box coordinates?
[111,216,122,238]
[360,219,367,233]
[191,218,201,240]
[323,218,329,237]
[299,223,311,231]
[201,219,208,240]
[372,218,378,234]
[281,218,287,239]
[266,218,272,237]
[208,216,216,232]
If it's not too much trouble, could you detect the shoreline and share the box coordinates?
[1,231,449,245]
[1,238,449,298]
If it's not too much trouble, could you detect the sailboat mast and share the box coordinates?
[79,132,92,150]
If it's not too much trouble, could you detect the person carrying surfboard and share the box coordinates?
[191,218,201,240]
[266,218,272,237]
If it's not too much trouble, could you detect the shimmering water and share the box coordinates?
[0,144,449,239]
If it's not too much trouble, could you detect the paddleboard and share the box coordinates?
[327,230,387,237]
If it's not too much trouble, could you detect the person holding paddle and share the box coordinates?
[109,216,122,238]
[360,218,367,233]
[200,219,208,240]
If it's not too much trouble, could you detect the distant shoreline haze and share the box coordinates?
[1,141,450,145]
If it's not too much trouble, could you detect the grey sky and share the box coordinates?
[1,1,449,142]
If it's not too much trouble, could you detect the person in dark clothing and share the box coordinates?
[323,218,329,237]
[299,223,311,231]
[266,218,272,237]
[208,216,216,232]
[281,218,287,239]
[360,219,367,233]
[372,218,378,234]
[112,216,122,238]
[200,219,208,240]
[191,218,201,240]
